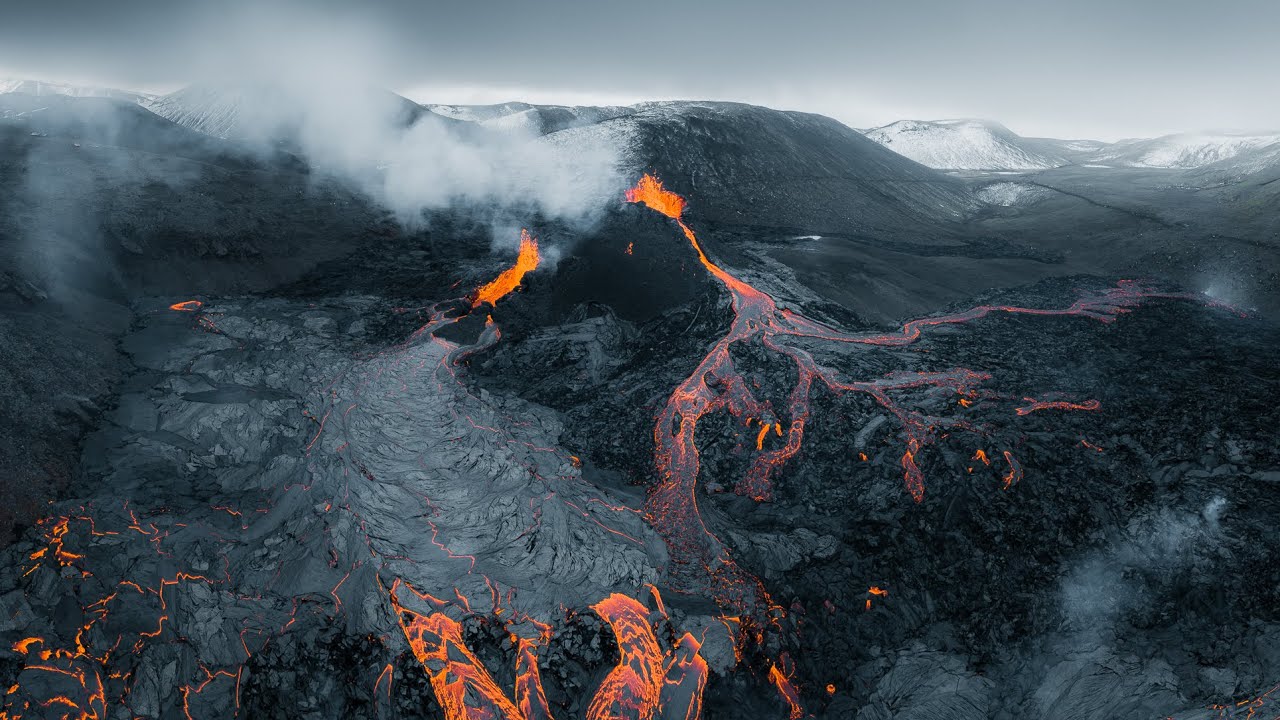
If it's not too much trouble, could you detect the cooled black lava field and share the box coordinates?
[1,94,1278,720]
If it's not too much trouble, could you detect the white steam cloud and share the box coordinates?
[1058,496,1229,634]
[172,3,627,229]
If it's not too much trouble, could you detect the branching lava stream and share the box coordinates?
[0,172,1250,720]
[626,173,1227,711]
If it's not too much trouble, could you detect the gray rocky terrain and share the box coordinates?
[1,89,1277,719]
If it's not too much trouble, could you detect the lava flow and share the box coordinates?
[626,173,1223,649]
[2,226,701,720]
[472,229,541,307]
[1015,397,1101,415]
[391,586,707,720]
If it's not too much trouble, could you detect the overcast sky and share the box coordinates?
[1,0,1276,140]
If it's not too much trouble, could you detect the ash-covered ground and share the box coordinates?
[1,94,1279,720]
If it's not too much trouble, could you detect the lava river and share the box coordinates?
[0,178,1249,720]
[623,173,1233,695]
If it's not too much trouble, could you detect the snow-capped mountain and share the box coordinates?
[1092,132,1280,170]
[862,119,1097,171]
[0,78,154,104]
[864,117,1280,176]
[7,75,1277,180]
[145,84,281,140]
[1193,142,1280,181]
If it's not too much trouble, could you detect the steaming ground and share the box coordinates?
[1,88,1278,719]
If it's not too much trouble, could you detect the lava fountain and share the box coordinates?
[472,229,541,308]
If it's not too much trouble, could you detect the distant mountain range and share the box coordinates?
[4,77,1279,183]
[0,79,974,240]
[0,78,154,105]
[862,117,1280,176]
[862,119,1103,171]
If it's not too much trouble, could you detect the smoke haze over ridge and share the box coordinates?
[2,0,1278,141]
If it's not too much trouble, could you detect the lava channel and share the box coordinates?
[625,173,1228,709]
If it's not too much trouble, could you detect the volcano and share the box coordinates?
[0,85,1278,720]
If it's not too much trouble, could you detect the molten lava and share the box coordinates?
[472,229,541,308]
[397,608,528,719]
[586,594,665,720]
[391,587,707,720]
[625,172,1225,713]
[1,169,1235,720]
[865,586,888,611]
[1015,397,1102,415]
[767,663,805,720]
[624,174,686,220]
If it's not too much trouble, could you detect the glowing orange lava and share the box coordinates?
[865,586,888,611]
[397,608,527,719]
[767,663,805,720]
[169,300,202,312]
[626,172,1223,713]
[1208,682,1279,719]
[586,593,665,720]
[624,174,686,220]
[391,586,707,720]
[471,229,541,308]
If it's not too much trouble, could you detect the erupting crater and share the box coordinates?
[472,230,541,308]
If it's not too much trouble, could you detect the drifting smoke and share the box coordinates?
[1059,496,1230,633]
[2,92,206,305]
[174,3,627,228]
[1,3,626,305]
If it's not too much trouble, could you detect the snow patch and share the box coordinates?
[864,119,1058,170]
[1097,132,1280,169]
[977,182,1051,206]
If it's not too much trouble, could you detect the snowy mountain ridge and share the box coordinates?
[863,118,1065,170]
[1094,132,1280,170]
[3,77,1277,176]
[861,117,1280,174]
[0,77,154,104]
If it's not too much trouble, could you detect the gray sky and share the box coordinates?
[0,0,1276,140]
